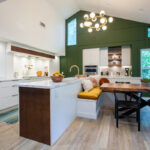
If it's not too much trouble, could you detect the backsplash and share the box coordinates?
[13,55,49,78]
[99,66,132,76]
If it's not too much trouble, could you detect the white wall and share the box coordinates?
[49,56,60,75]
[0,42,14,79]
[0,42,6,78]
[0,0,65,55]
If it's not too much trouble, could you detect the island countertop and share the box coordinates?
[18,77,81,89]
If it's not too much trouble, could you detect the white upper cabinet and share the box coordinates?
[121,46,131,66]
[83,48,100,66]
[99,47,108,67]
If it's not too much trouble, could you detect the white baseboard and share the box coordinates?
[77,112,97,119]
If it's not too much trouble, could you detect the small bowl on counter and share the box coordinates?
[51,76,64,82]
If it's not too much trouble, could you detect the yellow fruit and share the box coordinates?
[52,71,63,77]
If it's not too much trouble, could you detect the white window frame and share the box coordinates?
[141,49,150,78]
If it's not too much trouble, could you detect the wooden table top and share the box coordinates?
[100,83,150,92]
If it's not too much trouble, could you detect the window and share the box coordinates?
[141,49,150,78]
[67,18,77,46]
[148,27,150,38]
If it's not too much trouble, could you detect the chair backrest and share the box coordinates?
[99,78,110,86]
[114,91,142,104]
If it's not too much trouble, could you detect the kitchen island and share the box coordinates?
[18,78,81,145]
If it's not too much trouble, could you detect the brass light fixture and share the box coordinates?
[80,10,114,32]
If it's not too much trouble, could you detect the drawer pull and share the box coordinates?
[12,94,18,97]
[12,85,17,87]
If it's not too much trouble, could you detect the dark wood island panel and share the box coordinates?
[19,87,51,145]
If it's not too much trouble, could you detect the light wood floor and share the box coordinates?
[1,107,150,150]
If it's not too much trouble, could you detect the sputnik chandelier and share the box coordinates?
[80,10,114,32]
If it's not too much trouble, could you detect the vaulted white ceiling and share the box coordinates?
[49,0,150,24]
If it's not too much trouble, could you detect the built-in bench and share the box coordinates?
[77,87,102,119]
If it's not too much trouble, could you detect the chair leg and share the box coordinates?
[137,109,140,131]
[116,105,119,128]
[116,116,118,128]
[115,104,117,119]
[136,110,138,122]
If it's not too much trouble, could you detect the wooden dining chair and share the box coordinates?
[114,91,142,131]
[99,78,110,86]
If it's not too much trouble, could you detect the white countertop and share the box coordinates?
[0,76,50,82]
[18,77,81,89]
[91,75,141,79]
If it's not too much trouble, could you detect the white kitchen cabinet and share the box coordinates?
[0,86,18,98]
[0,81,19,111]
[0,77,50,111]
[122,46,131,66]
[0,96,18,110]
[83,48,100,74]
[83,48,100,66]
[99,47,108,66]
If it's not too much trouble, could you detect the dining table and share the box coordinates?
[100,83,150,116]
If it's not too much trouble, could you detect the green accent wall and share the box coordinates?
[60,10,150,77]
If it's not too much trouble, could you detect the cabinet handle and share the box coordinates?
[12,80,19,81]
[12,94,18,97]
[12,85,17,87]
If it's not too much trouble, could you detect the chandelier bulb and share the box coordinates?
[102,25,107,30]
[100,10,105,16]
[84,14,89,20]
[84,21,92,27]
[90,12,96,19]
[100,17,106,24]
[92,17,97,22]
[108,17,113,23]
[80,23,84,28]
[95,23,99,28]
[88,28,93,33]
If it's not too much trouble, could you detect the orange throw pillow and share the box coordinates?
[99,78,110,86]
[89,77,98,88]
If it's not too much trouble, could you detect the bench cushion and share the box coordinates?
[78,87,102,100]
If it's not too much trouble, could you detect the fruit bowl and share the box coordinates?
[51,75,64,82]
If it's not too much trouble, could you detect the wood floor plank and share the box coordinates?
[0,107,150,150]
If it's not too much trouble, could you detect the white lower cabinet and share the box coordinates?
[0,86,18,98]
[0,82,19,110]
[0,96,18,110]
[0,77,50,111]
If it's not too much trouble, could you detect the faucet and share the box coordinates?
[70,65,80,75]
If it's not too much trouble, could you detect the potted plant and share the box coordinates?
[141,78,150,86]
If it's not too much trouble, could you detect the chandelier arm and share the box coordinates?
[85,16,107,21]
[88,19,108,29]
